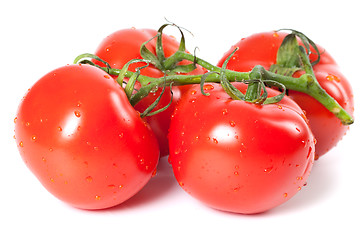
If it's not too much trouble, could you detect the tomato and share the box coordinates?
[168,82,315,214]
[217,31,354,158]
[14,64,159,210]
[94,28,205,156]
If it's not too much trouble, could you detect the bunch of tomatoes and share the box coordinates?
[14,25,354,214]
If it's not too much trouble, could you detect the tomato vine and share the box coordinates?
[74,24,354,125]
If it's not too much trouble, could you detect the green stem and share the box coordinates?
[97,52,353,125]
[250,66,353,125]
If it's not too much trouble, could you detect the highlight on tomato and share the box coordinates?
[217,31,354,158]
[14,64,159,210]
[168,82,315,214]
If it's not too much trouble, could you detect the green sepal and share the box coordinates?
[199,72,217,96]
[270,34,302,76]
[117,59,151,87]
[140,76,173,118]
[269,64,302,77]
[156,22,192,71]
[140,34,163,70]
[124,61,150,99]
[218,47,245,100]
[73,53,112,72]
[262,80,286,104]
[281,29,321,66]
[270,29,322,76]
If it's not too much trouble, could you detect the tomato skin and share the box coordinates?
[94,28,205,157]
[217,32,354,157]
[14,64,159,210]
[168,83,315,214]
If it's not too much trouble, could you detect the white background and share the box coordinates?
[1,0,359,239]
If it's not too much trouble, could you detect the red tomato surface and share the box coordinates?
[94,28,205,156]
[217,31,354,158]
[168,83,315,214]
[14,64,159,210]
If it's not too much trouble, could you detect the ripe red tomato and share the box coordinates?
[217,31,354,158]
[168,82,315,214]
[14,64,159,210]
[94,28,205,156]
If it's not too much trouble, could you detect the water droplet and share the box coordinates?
[222,109,228,115]
[191,90,197,95]
[49,148,53,152]
[31,135,37,141]
[74,110,81,118]
[264,166,273,173]
[234,171,239,175]
[104,75,110,79]
[203,84,214,91]
[14,117,17,123]
[189,98,196,103]
[300,112,309,124]
[93,146,99,151]
[86,176,93,182]
[19,141,24,147]
[283,193,288,198]
[95,195,101,200]
[273,32,279,37]
[179,182,184,187]
[307,146,313,159]
[229,121,236,127]
[213,138,218,144]
[58,126,62,131]
[233,185,242,192]
[119,133,124,138]
[150,85,159,93]
[50,178,55,182]
[326,74,341,82]
[25,122,30,127]
[277,105,283,110]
